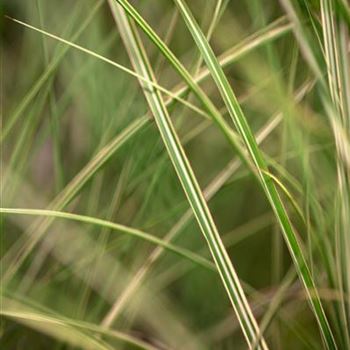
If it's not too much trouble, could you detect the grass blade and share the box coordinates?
[0,208,214,271]
[5,16,209,121]
[172,0,337,348]
[108,3,268,349]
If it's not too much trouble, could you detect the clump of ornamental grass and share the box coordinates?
[1,0,349,349]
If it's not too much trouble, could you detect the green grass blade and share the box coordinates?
[0,208,214,271]
[172,0,337,349]
[108,3,268,349]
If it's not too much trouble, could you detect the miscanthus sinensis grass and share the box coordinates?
[1,0,349,349]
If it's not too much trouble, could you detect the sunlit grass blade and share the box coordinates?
[107,3,268,349]
[172,0,337,348]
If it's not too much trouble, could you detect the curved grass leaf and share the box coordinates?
[5,16,208,121]
[0,208,214,271]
